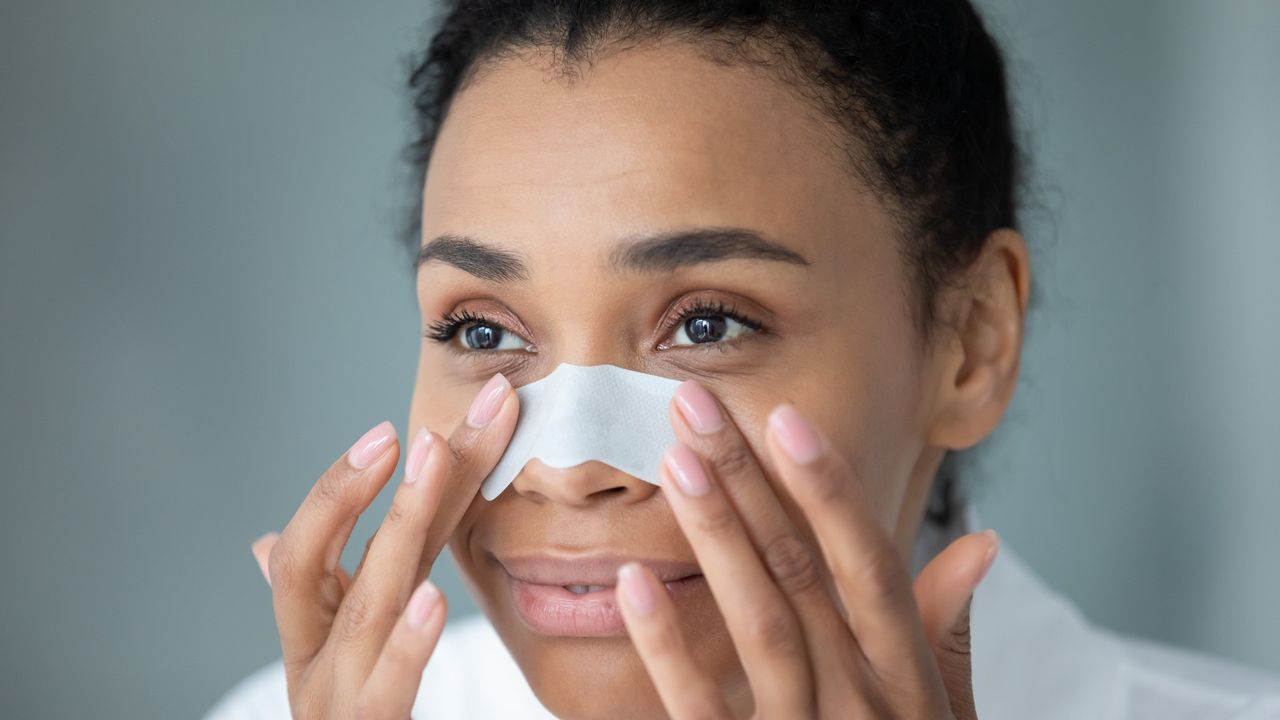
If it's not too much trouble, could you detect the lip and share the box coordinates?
[496,553,705,637]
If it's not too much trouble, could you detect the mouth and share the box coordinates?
[495,553,705,637]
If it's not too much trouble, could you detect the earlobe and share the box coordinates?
[924,228,1031,450]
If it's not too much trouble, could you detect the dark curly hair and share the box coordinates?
[399,0,1025,526]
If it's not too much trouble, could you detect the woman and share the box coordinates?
[206,1,1280,717]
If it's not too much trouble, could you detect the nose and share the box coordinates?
[511,458,660,506]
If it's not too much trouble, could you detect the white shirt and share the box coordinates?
[204,507,1280,719]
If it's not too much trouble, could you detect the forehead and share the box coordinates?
[421,43,884,264]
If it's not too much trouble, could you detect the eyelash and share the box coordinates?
[422,301,763,350]
[659,300,763,348]
[424,310,495,344]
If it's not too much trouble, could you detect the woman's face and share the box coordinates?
[408,44,960,718]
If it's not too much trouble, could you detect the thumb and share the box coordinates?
[937,596,976,720]
[912,529,999,720]
[251,532,279,586]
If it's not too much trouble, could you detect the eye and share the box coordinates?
[665,302,761,348]
[460,321,529,351]
[425,310,532,353]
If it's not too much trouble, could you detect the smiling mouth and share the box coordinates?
[564,584,609,594]
[505,574,706,637]
[494,553,705,637]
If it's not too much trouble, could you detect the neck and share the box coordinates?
[896,445,955,575]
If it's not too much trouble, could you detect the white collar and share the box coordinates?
[956,505,1128,718]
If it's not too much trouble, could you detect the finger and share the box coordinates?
[913,530,998,649]
[357,578,447,720]
[252,532,278,586]
[670,381,857,701]
[417,372,520,579]
[660,443,814,717]
[914,531,998,720]
[348,528,380,585]
[331,427,449,672]
[937,599,977,720]
[764,404,934,679]
[333,373,519,673]
[253,532,353,592]
[269,421,400,677]
[616,562,733,720]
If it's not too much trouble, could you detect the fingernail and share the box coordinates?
[347,420,395,470]
[663,444,710,496]
[251,532,276,587]
[767,404,824,464]
[618,563,654,615]
[673,380,724,434]
[466,373,511,428]
[406,579,441,628]
[254,552,270,586]
[403,427,432,485]
[977,529,1000,585]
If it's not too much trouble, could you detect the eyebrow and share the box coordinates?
[415,234,529,282]
[609,227,810,272]
[415,226,810,281]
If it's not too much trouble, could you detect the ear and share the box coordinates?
[923,228,1031,449]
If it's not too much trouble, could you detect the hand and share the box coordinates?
[248,373,518,720]
[615,380,999,719]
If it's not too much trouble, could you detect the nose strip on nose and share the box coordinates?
[480,363,682,500]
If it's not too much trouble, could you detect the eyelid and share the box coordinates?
[424,303,535,351]
[654,293,765,350]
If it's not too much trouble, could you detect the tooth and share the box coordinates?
[564,584,608,594]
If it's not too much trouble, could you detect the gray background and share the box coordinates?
[1,1,1276,717]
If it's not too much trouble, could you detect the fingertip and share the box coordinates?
[405,578,445,629]
[474,378,521,439]
[347,420,398,470]
[765,403,825,465]
[617,562,657,616]
[465,372,514,429]
[250,534,275,586]
[436,586,450,617]
[977,529,1000,586]
[496,378,520,420]
[672,379,725,435]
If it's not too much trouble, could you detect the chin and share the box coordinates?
[514,637,667,719]
[484,605,743,719]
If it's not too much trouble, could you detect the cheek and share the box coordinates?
[409,351,477,434]
[446,499,489,570]
[715,361,921,534]
[821,374,923,527]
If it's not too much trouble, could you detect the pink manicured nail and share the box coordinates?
[673,380,724,434]
[768,404,824,464]
[618,563,654,615]
[406,579,441,629]
[977,529,1001,585]
[403,427,432,485]
[251,532,277,587]
[663,444,711,496]
[466,373,511,428]
[347,420,395,470]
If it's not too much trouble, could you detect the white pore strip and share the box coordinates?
[480,363,682,501]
